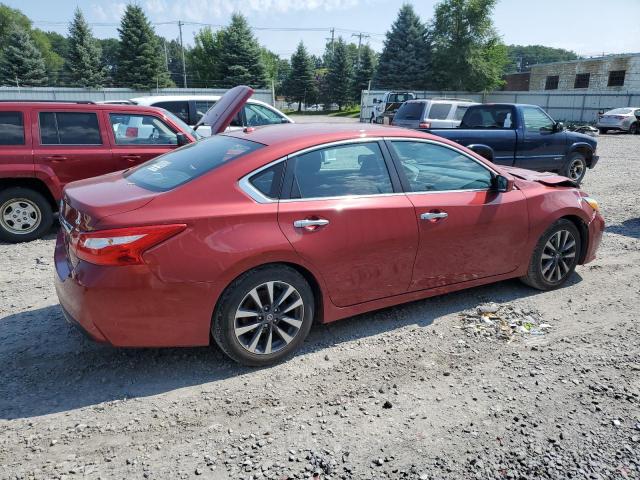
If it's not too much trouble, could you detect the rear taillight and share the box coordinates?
[74,224,186,266]
[419,121,431,129]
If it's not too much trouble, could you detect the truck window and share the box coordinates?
[394,102,425,121]
[427,103,452,120]
[460,106,514,129]
[0,111,24,145]
[39,112,102,145]
[522,106,555,131]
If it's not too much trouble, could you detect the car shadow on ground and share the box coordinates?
[0,275,582,420]
[606,218,640,239]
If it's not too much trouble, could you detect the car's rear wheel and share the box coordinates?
[0,187,53,243]
[520,219,581,291]
[561,153,587,184]
[630,122,639,135]
[598,128,608,134]
[211,265,314,366]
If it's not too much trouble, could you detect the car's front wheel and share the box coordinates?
[212,265,314,366]
[561,153,587,184]
[0,187,53,243]
[520,219,581,291]
[630,122,639,135]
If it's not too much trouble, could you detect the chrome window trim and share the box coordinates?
[238,158,286,204]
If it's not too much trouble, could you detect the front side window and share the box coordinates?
[153,101,190,124]
[39,112,102,145]
[291,142,393,199]
[244,104,286,126]
[427,103,452,120]
[0,111,24,145]
[390,141,492,192]
[109,113,178,145]
[126,135,263,192]
[522,106,555,132]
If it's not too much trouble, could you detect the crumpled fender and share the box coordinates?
[500,166,578,188]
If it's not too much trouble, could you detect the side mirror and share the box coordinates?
[553,122,564,132]
[493,174,514,193]
[176,133,189,146]
[468,144,494,162]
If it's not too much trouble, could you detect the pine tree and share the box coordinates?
[374,4,431,90]
[0,26,47,86]
[352,45,376,102]
[66,8,104,87]
[215,14,266,88]
[189,27,223,87]
[326,37,353,110]
[283,42,316,112]
[116,4,171,89]
[431,0,507,91]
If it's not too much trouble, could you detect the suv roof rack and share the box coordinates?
[428,97,475,102]
[0,99,96,104]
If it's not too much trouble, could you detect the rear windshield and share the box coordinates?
[394,102,425,121]
[126,135,264,192]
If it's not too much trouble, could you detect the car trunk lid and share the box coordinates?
[195,85,254,134]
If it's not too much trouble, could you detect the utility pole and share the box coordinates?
[178,20,187,88]
[351,32,370,69]
[330,27,335,56]
[163,39,169,71]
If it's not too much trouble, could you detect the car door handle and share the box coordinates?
[121,154,142,161]
[44,155,67,161]
[293,219,329,229]
[420,211,448,221]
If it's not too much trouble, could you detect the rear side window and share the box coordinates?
[461,106,514,129]
[0,111,24,145]
[39,112,102,145]
[153,101,190,124]
[249,162,285,199]
[126,135,263,192]
[394,102,425,121]
[454,105,469,121]
[427,103,452,120]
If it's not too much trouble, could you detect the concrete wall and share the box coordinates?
[0,87,275,105]
[360,89,640,123]
[529,54,640,92]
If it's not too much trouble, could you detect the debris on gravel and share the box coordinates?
[459,302,552,339]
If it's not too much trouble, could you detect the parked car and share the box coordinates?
[392,98,478,129]
[0,100,201,243]
[370,91,416,124]
[596,107,640,134]
[54,86,604,366]
[429,103,599,183]
[127,95,293,136]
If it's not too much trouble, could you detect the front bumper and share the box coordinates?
[54,229,215,347]
[589,155,599,169]
[583,210,605,264]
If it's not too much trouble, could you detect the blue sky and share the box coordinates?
[7,0,640,58]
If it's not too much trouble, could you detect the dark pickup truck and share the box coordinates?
[427,103,598,183]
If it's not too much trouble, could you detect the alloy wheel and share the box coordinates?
[0,198,41,235]
[234,281,305,355]
[540,229,577,283]
[568,159,585,181]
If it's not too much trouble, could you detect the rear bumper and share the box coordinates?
[583,211,604,264]
[596,125,627,131]
[54,229,215,347]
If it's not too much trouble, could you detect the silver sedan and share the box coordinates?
[596,107,640,134]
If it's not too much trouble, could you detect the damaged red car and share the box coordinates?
[54,86,604,366]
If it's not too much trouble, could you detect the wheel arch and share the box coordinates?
[568,142,595,167]
[0,177,58,212]
[559,214,589,264]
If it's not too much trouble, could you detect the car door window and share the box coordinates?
[291,142,393,199]
[390,141,493,192]
[522,106,555,132]
[39,112,102,145]
[249,162,285,200]
[109,113,177,145]
[153,101,190,124]
[454,105,469,121]
[0,111,24,145]
[427,103,452,120]
[244,104,286,126]
[194,100,215,124]
[461,106,514,129]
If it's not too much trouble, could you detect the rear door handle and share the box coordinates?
[293,219,329,229]
[420,211,448,220]
[122,154,142,161]
[44,155,67,161]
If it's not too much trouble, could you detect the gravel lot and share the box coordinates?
[1,133,639,480]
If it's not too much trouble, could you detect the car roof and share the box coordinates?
[404,99,476,104]
[222,122,439,150]
[130,95,274,108]
[0,101,170,113]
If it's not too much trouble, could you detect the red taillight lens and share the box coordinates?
[74,224,186,266]
[419,122,431,129]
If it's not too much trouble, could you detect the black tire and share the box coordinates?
[211,265,315,366]
[598,128,608,134]
[561,152,587,184]
[0,187,53,243]
[630,123,639,135]
[520,219,581,291]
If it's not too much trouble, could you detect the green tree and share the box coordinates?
[215,14,266,88]
[430,0,507,91]
[189,26,223,87]
[160,37,186,86]
[374,4,431,89]
[66,8,104,87]
[505,44,580,73]
[326,37,353,110]
[116,4,171,89]
[97,38,119,86]
[0,4,30,45]
[283,42,316,112]
[352,45,376,102]
[0,25,47,86]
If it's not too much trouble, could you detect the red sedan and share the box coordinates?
[54,87,604,366]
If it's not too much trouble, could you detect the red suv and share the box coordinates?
[0,101,199,242]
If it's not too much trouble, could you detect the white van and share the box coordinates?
[392,98,478,129]
[125,95,294,136]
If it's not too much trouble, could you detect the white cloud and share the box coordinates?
[91,2,128,22]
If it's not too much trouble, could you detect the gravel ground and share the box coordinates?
[1,133,639,480]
